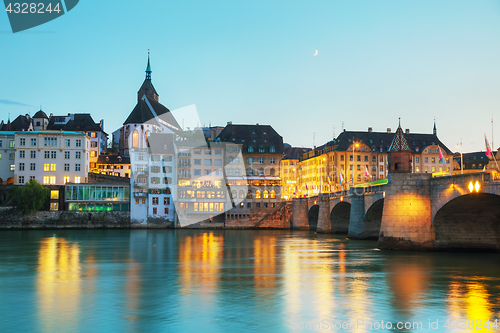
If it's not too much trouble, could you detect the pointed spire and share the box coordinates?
[389,118,411,152]
[145,49,152,80]
[433,118,437,135]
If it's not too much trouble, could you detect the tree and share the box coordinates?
[14,180,50,214]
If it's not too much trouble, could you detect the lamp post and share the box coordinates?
[457,140,463,175]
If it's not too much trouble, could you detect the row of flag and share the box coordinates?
[302,135,497,190]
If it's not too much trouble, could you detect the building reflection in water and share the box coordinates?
[37,237,82,332]
[178,232,224,302]
[253,236,277,300]
[125,259,141,323]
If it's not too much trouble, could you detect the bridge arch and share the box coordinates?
[330,202,351,233]
[433,193,500,251]
[308,205,319,231]
[363,198,384,239]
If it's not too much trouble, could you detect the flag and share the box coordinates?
[364,165,370,178]
[485,134,493,159]
[385,158,388,171]
[438,147,446,164]
[305,183,309,191]
[339,171,344,183]
[327,176,331,185]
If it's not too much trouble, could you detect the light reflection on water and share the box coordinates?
[0,230,498,332]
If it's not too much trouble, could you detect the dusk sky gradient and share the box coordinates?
[1,0,500,152]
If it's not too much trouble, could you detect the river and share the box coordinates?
[0,230,498,332]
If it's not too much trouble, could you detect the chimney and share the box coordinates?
[368,127,373,133]
[100,119,104,130]
[387,128,391,133]
[405,129,410,134]
[227,121,232,125]
[256,123,259,125]
[49,113,53,118]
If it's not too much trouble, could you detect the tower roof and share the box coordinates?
[33,110,48,119]
[146,54,152,73]
[389,119,411,152]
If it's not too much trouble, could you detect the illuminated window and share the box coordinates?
[51,190,59,199]
[152,197,159,205]
[43,176,50,184]
[50,176,56,184]
[50,203,58,211]
[74,176,81,184]
[9,140,15,148]
[256,190,261,199]
[64,176,70,184]
[90,151,96,158]
[50,164,56,171]
[270,190,276,199]
[132,130,139,148]
[44,164,49,171]
[263,190,269,199]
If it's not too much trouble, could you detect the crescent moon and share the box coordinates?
[314,50,318,56]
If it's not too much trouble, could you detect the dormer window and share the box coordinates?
[258,146,265,153]
[248,146,254,153]
[269,146,276,153]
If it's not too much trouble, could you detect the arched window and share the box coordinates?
[259,146,265,153]
[263,190,269,199]
[270,168,275,176]
[231,190,237,199]
[132,130,139,148]
[247,190,252,199]
[145,131,150,147]
[270,190,276,199]
[248,146,254,152]
[269,146,276,153]
[255,190,261,199]
[239,190,245,199]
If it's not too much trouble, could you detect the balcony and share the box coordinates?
[134,192,148,198]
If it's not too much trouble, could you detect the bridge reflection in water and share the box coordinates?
[0,230,494,332]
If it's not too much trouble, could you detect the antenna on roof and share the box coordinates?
[313,132,316,149]
[332,126,335,140]
[342,121,345,132]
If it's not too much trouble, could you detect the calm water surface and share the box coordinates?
[0,230,499,332]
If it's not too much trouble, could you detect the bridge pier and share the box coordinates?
[378,173,435,250]
[347,190,366,239]
[292,197,309,230]
[316,194,331,233]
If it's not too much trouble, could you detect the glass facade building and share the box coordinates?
[65,184,130,211]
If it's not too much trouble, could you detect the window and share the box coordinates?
[19,163,24,171]
[19,151,25,158]
[74,176,81,183]
[75,164,81,171]
[416,157,419,163]
[364,156,368,162]
[432,158,436,163]
[205,149,211,155]
[204,170,211,176]
[64,151,70,159]
[215,159,222,166]
[259,168,264,175]
[215,170,222,176]
[164,197,170,205]
[18,176,24,184]
[248,157,253,164]
[19,138,25,146]
[214,149,222,155]
[76,152,81,159]
[51,190,59,199]
[9,140,15,148]
[151,166,160,173]
[65,139,70,147]
[263,190,269,199]
[30,163,35,171]
[270,158,275,165]
[151,177,161,184]
[248,146,254,152]
[259,158,264,164]
[357,155,361,162]
[425,157,428,163]
[194,169,201,176]
[432,166,436,172]
[164,207,169,214]
[259,146,265,153]
[64,164,70,171]
[44,163,49,171]
[270,146,276,153]
[51,151,56,159]
[43,176,49,184]
[30,138,36,146]
[90,151,96,158]
[50,164,56,171]
[10,164,14,171]
[29,151,36,159]
[44,137,57,147]
[256,190,261,199]
[204,159,212,165]
[341,155,344,161]
[152,197,159,205]
[270,190,276,199]
[350,155,353,161]
[63,176,70,184]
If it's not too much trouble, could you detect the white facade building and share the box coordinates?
[13,131,90,185]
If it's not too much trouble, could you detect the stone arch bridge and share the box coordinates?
[292,172,500,251]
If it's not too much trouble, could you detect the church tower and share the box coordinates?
[137,52,159,102]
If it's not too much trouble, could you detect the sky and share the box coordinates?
[1,0,500,153]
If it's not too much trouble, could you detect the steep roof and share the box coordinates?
[33,110,48,119]
[123,96,180,129]
[325,130,453,155]
[283,147,312,160]
[46,113,105,134]
[6,115,31,131]
[138,79,158,100]
[389,121,411,152]
[216,124,284,154]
